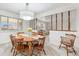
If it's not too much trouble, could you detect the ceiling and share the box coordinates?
[0,3,74,15]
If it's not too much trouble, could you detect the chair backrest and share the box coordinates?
[65,34,76,41]
[38,30,44,36]
[39,37,45,48]
[32,32,37,36]
[10,34,24,52]
[65,34,76,46]
[10,34,16,46]
[17,32,24,35]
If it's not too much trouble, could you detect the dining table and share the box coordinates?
[14,34,45,56]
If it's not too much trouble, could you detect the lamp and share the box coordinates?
[20,3,34,20]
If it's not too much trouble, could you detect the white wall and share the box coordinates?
[76,9,79,32]
[0,10,19,18]
[36,5,76,18]
[0,31,17,44]
[0,30,29,44]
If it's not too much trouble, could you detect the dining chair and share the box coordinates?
[10,34,16,52]
[32,32,37,36]
[59,34,76,56]
[32,31,38,45]
[15,37,31,56]
[17,32,24,35]
[38,30,45,36]
[10,34,19,55]
[32,36,46,56]
[12,38,25,56]
[10,34,25,56]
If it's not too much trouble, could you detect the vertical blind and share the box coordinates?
[45,9,76,31]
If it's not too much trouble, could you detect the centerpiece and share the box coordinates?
[27,27,32,37]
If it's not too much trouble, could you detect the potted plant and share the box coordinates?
[27,27,32,37]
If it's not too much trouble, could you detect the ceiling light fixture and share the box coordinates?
[20,3,34,20]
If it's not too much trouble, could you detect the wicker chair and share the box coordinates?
[13,37,29,56]
[32,35,46,56]
[59,34,76,56]
[10,34,28,56]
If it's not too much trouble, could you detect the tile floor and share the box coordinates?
[0,42,79,56]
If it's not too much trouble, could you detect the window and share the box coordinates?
[0,16,23,30]
[0,16,8,30]
[8,18,17,30]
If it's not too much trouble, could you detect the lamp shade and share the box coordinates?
[20,11,34,20]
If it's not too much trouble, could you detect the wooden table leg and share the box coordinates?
[28,41,32,56]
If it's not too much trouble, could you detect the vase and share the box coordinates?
[28,32,32,37]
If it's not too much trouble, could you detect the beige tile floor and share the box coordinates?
[0,42,79,56]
